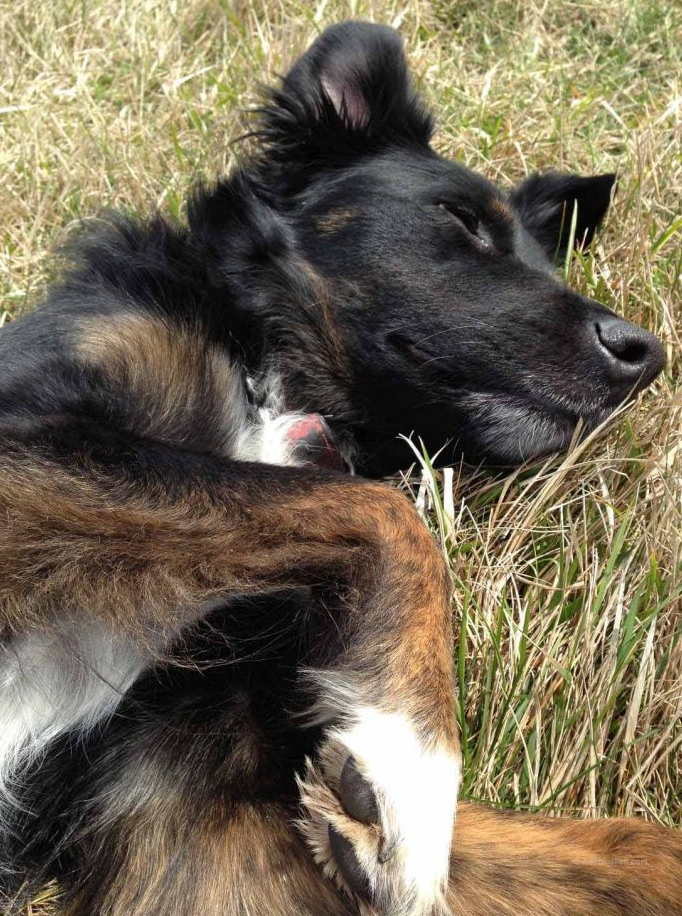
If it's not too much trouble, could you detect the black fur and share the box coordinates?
[0,23,662,474]
[510,171,618,257]
[0,20,666,915]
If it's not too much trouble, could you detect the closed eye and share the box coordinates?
[437,202,490,249]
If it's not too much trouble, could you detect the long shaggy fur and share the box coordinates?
[0,19,677,916]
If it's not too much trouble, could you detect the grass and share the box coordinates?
[1,0,681,911]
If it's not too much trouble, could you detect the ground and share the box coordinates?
[1,0,681,912]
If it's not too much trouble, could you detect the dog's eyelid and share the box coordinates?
[437,201,478,226]
[436,201,491,248]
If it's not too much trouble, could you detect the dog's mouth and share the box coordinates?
[452,390,613,464]
[387,332,630,463]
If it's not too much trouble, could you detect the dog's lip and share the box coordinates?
[453,386,612,428]
[387,333,633,455]
[454,389,614,462]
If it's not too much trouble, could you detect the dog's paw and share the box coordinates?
[297,709,460,916]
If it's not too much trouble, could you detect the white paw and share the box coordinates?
[298,707,460,916]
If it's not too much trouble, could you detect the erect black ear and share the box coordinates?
[509,172,617,259]
[257,21,433,180]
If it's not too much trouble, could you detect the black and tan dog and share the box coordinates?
[1,20,679,916]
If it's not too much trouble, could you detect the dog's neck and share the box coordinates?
[233,263,364,466]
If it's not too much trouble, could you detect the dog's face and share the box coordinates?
[254,22,664,474]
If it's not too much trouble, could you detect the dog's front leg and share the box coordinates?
[219,464,461,914]
[289,482,461,916]
[0,452,459,915]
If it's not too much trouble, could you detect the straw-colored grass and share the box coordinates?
[1,0,680,912]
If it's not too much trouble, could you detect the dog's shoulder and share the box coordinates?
[0,180,279,462]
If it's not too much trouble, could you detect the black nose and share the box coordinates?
[595,317,665,393]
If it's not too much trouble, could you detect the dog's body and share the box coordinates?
[0,21,679,916]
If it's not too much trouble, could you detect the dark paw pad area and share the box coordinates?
[339,756,379,825]
[328,825,371,898]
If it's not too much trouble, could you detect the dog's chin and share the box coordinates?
[460,392,609,466]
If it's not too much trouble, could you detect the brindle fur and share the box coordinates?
[0,19,677,916]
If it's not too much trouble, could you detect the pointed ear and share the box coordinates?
[509,172,617,259]
[257,21,433,179]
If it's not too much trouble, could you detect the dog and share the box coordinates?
[1,19,680,916]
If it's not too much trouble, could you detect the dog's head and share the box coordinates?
[238,22,664,474]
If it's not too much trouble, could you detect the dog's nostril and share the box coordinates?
[596,321,646,363]
[594,317,665,387]
[619,342,647,363]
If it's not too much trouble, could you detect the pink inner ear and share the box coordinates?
[321,73,371,129]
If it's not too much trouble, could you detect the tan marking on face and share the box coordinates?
[490,197,515,224]
[316,207,357,234]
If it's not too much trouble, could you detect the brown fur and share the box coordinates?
[316,208,358,234]
[0,449,456,740]
[299,755,682,915]
[4,428,680,916]
[76,313,246,454]
[62,800,353,916]
[449,803,682,916]
[57,797,682,916]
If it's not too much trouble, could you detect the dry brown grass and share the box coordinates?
[1,0,681,912]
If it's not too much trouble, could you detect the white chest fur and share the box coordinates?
[0,621,148,813]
